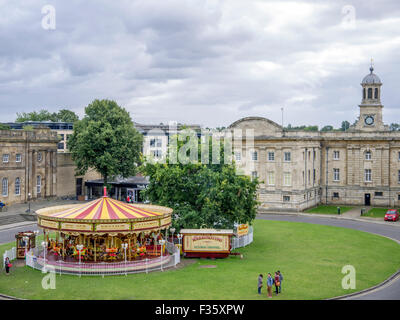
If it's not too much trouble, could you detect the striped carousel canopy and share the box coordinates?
[37,196,171,221]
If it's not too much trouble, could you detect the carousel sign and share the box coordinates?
[95,223,131,232]
[236,223,249,237]
[40,219,59,229]
[61,222,93,232]
[132,220,160,231]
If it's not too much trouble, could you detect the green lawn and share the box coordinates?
[304,205,353,215]
[1,220,400,300]
[363,208,399,219]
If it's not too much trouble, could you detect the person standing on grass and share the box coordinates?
[258,274,263,294]
[266,273,273,298]
[274,272,280,295]
[5,257,11,275]
[278,270,283,293]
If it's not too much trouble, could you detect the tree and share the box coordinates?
[57,109,79,122]
[16,109,79,122]
[321,125,334,132]
[340,121,350,131]
[141,132,259,231]
[390,123,400,131]
[67,99,143,187]
[0,124,10,130]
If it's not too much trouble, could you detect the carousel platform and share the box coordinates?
[29,252,174,275]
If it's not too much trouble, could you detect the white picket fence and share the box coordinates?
[2,247,16,269]
[25,241,181,276]
[231,226,253,250]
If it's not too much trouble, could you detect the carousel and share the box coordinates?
[33,188,175,275]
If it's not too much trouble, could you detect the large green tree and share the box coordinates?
[141,132,259,231]
[67,99,143,186]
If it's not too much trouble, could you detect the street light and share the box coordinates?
[159,239,166,271]
[41,241,47,272]
[121,243,128,276]
[26,193,32,213]
[177,234,183,255]
[76,244,84,277]
[170,228,175,244]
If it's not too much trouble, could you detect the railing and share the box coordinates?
[231,226,254,250]
[25,241,181,276]
[2,247,16,269]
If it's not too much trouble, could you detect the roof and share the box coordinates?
[36,196,172,221]
[362,67,382,84]
[85,175,149,186]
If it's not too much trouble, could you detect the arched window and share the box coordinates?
[15,178,21,195]
[363,88,366,100]
[36,175,41,194]
[374,88,379,99]
[2,178,8,196]
[368,88,372,99]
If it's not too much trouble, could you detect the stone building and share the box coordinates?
[0,127,59,205]
[229,67,400,211]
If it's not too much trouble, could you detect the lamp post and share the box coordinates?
[159,239,166,271]
[76,244,83,277]
[177,234,183,255]
[122,243,128,276]
[41,241,47,272]
[26,193,32,213]
[33,230,39,252]
[23,236,29,262]
[170,228,175,244]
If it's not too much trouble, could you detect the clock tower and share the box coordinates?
[354,63,387,131]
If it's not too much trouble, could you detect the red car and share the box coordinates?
[384,209,399,222]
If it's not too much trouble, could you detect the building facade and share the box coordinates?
[0,127,59,205]
[229,67,400,211]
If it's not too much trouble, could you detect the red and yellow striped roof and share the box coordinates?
[37,197,170,221]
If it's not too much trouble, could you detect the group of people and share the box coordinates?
[258,271,283,298]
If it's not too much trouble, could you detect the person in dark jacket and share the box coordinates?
[274,272,280,295]
[5,257,11,275]
[278,270,283,293]
[257,274,263,294]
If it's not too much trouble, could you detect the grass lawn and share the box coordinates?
[1,220,400,300]
[363,208,399,219]
[304,205,353,215]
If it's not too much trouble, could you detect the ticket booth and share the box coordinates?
[15,231,36,259]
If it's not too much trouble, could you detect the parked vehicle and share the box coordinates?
[384,209,399,222]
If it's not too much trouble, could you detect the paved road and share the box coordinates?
[257,214,400,300]
[0,223,40,245]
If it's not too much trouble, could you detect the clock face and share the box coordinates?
[365,116,374,125]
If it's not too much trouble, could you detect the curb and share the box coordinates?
[0,293,22,300]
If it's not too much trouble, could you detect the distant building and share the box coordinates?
[229,66,400,211]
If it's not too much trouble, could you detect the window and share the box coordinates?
[58,142,64,150]
[283,196,290,202]
[308,151,311,160]
[313,169,316,183]
[398,170,400,184]
[150,139,162,148]
[37,152,42,162]
[308,170,310,184]
[36,175,41,194]
[365,151,372,160]
[2,178,8,196]
[251,151,258,161]
[150,139,156,147]
[16,154,21,162]
[302,171,305,185]
[251,171,258,180]
[235,152,241,161]
[267,172,275,186]
[313,150,316,160]
[333,168,340,181]
[365,169,372,182]
[283,172,292,186]
[398,194,400,201]
[374,192,383,197]
[284,152,291,162]
[368,88,372,99]
[60,134,65,141]
[363,88,366,100]
[333,151,340,160]
[151,150,162,158]
[333,192,339,198]
[268,152,275,161]
[2,154,9,163]
[15,178,20,195]
[398,152,400,161]
[375,88,379,99]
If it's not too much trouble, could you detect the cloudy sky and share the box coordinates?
[1,0,399,128]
